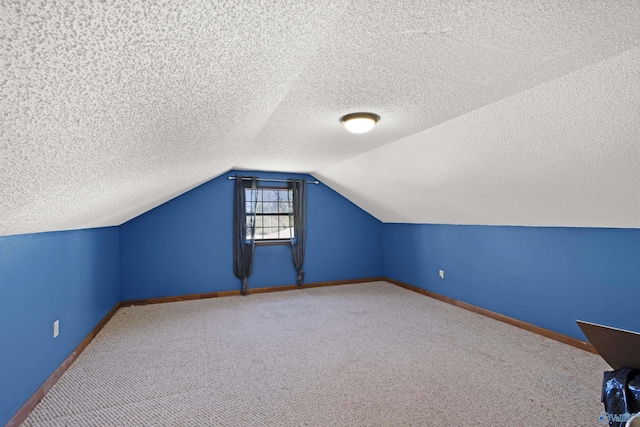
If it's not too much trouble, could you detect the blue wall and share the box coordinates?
[383,223,640,340]
[6,175,637,425]
[0,227,120,426]
[120,170,384,300]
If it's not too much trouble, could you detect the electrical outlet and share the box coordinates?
[53,320,59,338]
[439,270,445,279]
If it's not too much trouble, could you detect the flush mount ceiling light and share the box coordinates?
[340,112,380,133]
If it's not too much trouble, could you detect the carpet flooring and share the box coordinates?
[21,281,609,426]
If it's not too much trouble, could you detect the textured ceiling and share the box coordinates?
[315,48,640,228]
[1,1,639,236]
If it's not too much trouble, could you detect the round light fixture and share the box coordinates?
[340,112,380,133]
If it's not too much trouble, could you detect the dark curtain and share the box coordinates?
[233,175,258,295]
[290,179,306,285]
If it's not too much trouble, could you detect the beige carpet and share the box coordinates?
[22,281,609,426]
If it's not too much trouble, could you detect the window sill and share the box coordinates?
[255,240,291,246]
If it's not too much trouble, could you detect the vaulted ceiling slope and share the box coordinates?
[315,48,640,228]
[1,1,639,236]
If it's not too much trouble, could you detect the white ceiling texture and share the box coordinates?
[1,1,639,236]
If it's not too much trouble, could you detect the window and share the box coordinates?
[245,187,293,242]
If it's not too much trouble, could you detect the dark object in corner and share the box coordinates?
[602,369,640,427]
[578,321,640,370]
[578,321,640,427]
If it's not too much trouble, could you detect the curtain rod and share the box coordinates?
[227,176,319,185]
